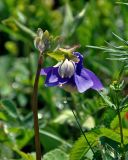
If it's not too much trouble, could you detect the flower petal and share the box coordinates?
[73,52,83,63]
[59,76,77,92]
[40,67,53,75]
[43,67,69,87]
[73,52,83,74]
[83,68,103,90]
[74,73,93,93]
[45,67,59,86]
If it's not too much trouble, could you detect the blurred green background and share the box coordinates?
[0,0,128,159]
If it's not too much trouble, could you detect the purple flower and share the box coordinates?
[40,52,103,93]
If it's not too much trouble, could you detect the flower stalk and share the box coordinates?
[115,90,125,159]
[32,52,43,160]
[70,106,95,155]
[117,110,125,160]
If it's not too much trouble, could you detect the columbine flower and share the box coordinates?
[40,52,103,93]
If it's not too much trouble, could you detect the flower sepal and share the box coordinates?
[47,46,80,62]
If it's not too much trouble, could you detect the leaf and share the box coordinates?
[100,136,120,158]
[14,149,36,160]
[53,109,74,125]
[70,131,98,160]
[71,4,87,35]
[62,3,87,37]
[98,91,116,110]
[61,3,74,37]
[0,24,29,42]
[47,47,79,62]
[70,128,126,160]
[47,51,65,61]
[39,129,71,151]
[9,128,34,149]
[116,2,128,6]
[0,143,13,160]
[0,99,18,119]
[2,17,36,37]
[43,149,69,160]
[112,32,128,45]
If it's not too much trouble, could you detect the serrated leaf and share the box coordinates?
[70,128,126,160]
[70,132,98,160]
[43,149,69,160]
[100,136,120,156]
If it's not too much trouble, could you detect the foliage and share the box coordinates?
[0,0,128,160]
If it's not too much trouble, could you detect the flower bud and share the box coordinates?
[58,59,75,78]
[34,37,45,53]
[37,28,43,39]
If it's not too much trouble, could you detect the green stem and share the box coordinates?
[70,107,95,155]
[117,110,125,159]
[32,53,43,160]
[115,91,125,159]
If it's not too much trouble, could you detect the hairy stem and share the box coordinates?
[32,53,43,160]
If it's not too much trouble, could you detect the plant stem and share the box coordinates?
[70,107,95,155]
[32,52,43,160]
[115,91,125,159]
[117,110,125,159]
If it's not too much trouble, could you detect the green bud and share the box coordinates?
[110,80,124,91]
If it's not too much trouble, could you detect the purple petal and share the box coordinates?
[45,67,59,86]
[73,52,83,74]
[40,67,53,75]
[83,68,103,91]
[44,67,69,87]
[74,73,93,93]
[73,52,83,63]
[59,76,77,92]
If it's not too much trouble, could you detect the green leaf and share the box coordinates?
[62,3,87,37]
[98,91,116,110]
[0,143,13,160]
[100,136,120,159]
[70,127,126,160]
[61,3,74,37]
[14,149,36,160]
[9,127,34,149]
[116,2,128,6]
[43,149,69,160]
[47,51,65,61]
[2,17,36,37]
[112,32,128,45]
[40,129,71,151]
[53,109,74,125]
[0,99,18,119]
[47,47,79,62]
[70,131,98,160]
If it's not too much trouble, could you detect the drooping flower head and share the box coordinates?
[40,52,103,93]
